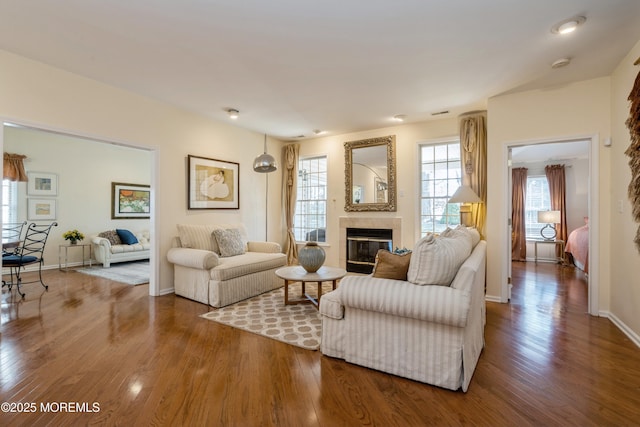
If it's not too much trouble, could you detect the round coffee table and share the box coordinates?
[275,265,347,309]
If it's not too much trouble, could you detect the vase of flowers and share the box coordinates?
[63,229,85,245]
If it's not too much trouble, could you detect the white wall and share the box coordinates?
[609,39,640,338]
[4,126,152,266]
[0,49,282,295]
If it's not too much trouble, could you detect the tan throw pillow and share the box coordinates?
[99,230,121,246]
[177,224,218,252]
[372,250,412,280]
[212,228,246,257]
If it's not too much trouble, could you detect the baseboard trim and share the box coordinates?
[600,311,640,349]
[159,287,175,296]
[485,295,503,303]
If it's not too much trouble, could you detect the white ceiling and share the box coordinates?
[511,140,590,164]
[1,1,639,140]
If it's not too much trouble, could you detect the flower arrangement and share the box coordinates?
[63,229,85,244]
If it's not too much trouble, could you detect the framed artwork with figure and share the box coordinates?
[188,155,239,209]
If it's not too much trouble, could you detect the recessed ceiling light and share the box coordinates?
[393,114,406,122]
[313,129,327,135]
[551,57,571,69]
[551,16,586,35]
[227,108,239,119]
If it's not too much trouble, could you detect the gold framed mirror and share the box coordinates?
[344,135,396,212]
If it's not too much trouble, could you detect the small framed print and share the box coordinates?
[111,182,151,219]
[28,198,57,220]
[188,155,239,209]
[27,172,58,196]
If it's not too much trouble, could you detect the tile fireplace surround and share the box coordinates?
[339,217,402,271]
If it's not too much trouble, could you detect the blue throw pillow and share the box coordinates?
[116,229,139,245]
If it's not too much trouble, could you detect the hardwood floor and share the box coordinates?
[1,263,639,426]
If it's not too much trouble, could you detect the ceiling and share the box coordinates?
[511,140,589,164]
[1,1,639,141]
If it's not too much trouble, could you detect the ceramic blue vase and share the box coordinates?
[298,242,325,273]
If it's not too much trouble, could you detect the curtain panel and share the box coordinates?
[459,111,487,237]
[511,167,528,261]
[282,144,299,265]
[3,153,28,181]
[545,164,568,259]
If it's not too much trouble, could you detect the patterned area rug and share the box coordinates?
[76,260,149,285]
[201,282,335,351]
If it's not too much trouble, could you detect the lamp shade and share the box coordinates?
[253,153,277,173]
[448,185,482,204]
[253,134,277,173]
[537,210,561,224]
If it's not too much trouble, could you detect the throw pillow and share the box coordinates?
[99,230,122,246]
[372,249,412,280]
[177,224,219,253]
[116,229,139,245]
[407,232,472,286]
[212,228,246,257]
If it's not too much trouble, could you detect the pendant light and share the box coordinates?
[253,134,277,173]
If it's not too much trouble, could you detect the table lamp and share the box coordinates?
[537,210,561,241]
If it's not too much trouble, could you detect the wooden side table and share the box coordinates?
[59,243,92,272]
[275,266,347,309]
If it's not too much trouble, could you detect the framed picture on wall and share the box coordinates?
[27,198,57,220]
[188,155,239,209]
[111,182,151,219]
[27,172,58,196]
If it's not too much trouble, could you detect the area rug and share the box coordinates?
[200,282,335,350]
[76,260,150,285]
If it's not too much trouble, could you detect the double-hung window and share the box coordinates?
[525,175,551,238]
[294,156,327,242]
[419,141,462,237]
[2,179,18,224]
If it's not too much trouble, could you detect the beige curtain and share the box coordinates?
[282,144,299,265]
[511,167,528,261]
[459,111,487,237]
[3,153,28,181]
[545,164,568,259]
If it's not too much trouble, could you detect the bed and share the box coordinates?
[565,218,589,273]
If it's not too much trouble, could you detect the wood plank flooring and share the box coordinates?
[1,262,639,426]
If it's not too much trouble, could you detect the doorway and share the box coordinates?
[502,135,599,315]
[1,121,159,296]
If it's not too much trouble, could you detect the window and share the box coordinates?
[419,141,462,236]
[2,179,18,224]
[525,175,551,238]
[294,156,327,242]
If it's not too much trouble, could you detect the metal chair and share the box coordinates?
[2,221,27,256]
[2,222,58,298]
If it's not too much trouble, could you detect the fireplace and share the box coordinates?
[346,228,392,274]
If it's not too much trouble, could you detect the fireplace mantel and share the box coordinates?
[339,217,402,270]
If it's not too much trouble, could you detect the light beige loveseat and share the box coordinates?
[91,230,150,268]
[167,224,287,308]
[320,226,486,392]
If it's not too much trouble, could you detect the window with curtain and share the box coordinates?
[2,179,18,223]
[294,156,327,242]
[419,141,461,236]
[525,175,551,238]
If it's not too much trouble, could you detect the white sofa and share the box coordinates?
[167,223,287,308]
[91,230,151,267]
[320,228,486,392]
